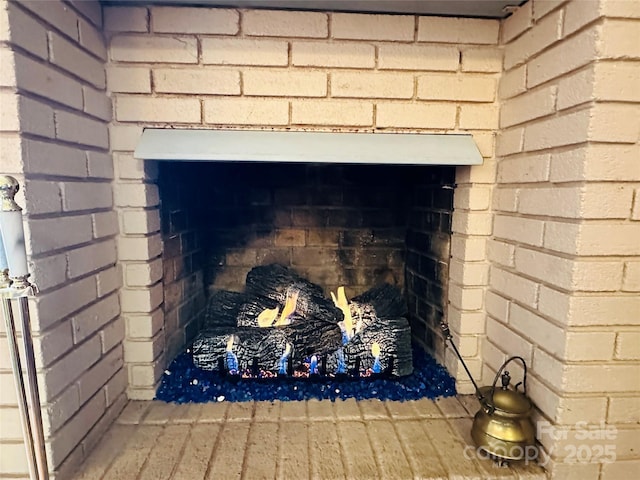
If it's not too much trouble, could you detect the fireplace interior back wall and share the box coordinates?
[157,161,455,362]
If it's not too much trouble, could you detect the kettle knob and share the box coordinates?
[501,370,511,390]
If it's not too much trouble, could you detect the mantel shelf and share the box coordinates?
[134,129,484,166]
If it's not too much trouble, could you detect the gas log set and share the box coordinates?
[190,264,413,380]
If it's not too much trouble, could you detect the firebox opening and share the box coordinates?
[157,161,455,375]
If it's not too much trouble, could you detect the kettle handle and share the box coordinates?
[485,356,528,412]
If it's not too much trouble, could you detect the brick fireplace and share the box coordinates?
[1,0,639,479]
[154,159,458,367]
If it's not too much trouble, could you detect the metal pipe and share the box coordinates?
[16,293,49,480]
[1,296,40,480]
[0,176,49,480]
[440,321,483,396]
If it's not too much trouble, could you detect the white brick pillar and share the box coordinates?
[1,1,126,478]
[494,0,640,477]
[113,151,164,400]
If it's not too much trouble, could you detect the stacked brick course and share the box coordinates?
[492,0,640,477]
[105,5,500,402]
[0,0,125,477]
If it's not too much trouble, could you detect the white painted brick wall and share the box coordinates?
[417,17,499,44]
[33,321,74,368]
[78,18,107,60]
[126,309,164,339]
[61,181,113,211]
[291,99,372,126]
[12,51,84,109]
[550,144,640,182]
[293,41,375,68]
[67,240,117,279]
[55,110,109,148]
[378,102,456,129]
[590,103,640,143]
[493,215,544,246]
[83,86,112,122]
[523,109,591,152]
[503,9,562,70]
[528,26,600,88]
[417,73,496,102]
[202,38,288,66]
[3,2,627,477]
[564,331,616,361]
[27,216,94,255]
[71,294,120,344]
[105,5,504,402]
[3,1,48,59]
[106,66,151,93]
[205,97,289,125]
[117,235,162,262]
[498,152,550,183]
[498,64,527,100]
[151,7,238,34]
[23,140,85,178]
[104,6,148,33]
[114,183,160,208]
[87,151,114,179]
[96,267,121,298]
[460,47,503,73]
[154,68,240,95]
[244,70,326,97]
[0,1,125,478]
[500,85,557,128]
[458,104,499,130]
[332,72,413,99]
[125,259,163,287]
[116,95,201,123]
[332,13,413,41]
[244,10,328,38]
[121,210,161,236]
[110,35,197,63]
[599,19,640,59]
[49,31,106,88]
[501,1,533,43]
[92,211,119,239]
[19,0,78,38]
[494,1,640,474]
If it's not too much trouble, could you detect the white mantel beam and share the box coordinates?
[134,129,484,166]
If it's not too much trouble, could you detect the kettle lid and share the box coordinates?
[478,386,531,415]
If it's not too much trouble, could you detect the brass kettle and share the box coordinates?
[441,323,537,463]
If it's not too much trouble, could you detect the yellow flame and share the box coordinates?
[371,342,381,358]
[257,290,299,328]
[226,336,234,351]
[331,286,353,336]
[258,306,280,327]
[281,290,299,321]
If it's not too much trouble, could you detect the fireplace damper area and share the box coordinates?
[157,161,455,375]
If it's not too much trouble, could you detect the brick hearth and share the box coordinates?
[72,397,547,480]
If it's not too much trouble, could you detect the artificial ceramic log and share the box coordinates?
[245,264,342,324]
[191,326,289,373]
[191,317,342,373]
[352,283,408,319]
[325,317,414,377]
[282,316,343,360]
[201,290,248,329]
[193,265,411,377]
[235,296,281,328]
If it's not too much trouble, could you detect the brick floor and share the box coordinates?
[71,396,548,479]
